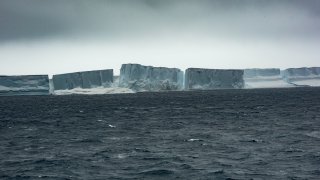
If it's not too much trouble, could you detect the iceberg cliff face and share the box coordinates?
[0,75,49,96]
[244,68,293,88]
[282,67,320,86]
[52,72,82,90]
[185,68,244,90]
[52,69,113,90]
[119,64,184,91]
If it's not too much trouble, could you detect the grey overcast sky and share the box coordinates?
[0,0,319,76]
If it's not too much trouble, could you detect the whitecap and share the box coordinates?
[306,131,320,139]
[54,87,135,95]
[117,154,127,159]
[188,139,201,142]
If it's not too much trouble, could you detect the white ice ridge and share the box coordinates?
[282,67,320,87]
[0,75,50,95]
[244,68,293,88]
[119,63,184,91]
[185,68,244,90]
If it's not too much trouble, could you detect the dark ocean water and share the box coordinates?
[1,88,320,180]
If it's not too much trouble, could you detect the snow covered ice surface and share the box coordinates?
[185,68,244,90]
[119,64,184,92]
[0,75,49,95]
[282,67,320,87]
[244,69,293,89]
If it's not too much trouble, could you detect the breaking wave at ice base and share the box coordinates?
[53,87,135,95]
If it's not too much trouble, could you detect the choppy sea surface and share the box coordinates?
[1,88,320,180]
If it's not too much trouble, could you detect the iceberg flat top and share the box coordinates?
[187,68,244,71]
[53,69,113,76]
[122,63,181,71]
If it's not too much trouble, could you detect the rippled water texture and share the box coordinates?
[1,88,320,179]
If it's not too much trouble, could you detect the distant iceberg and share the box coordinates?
[3,65,320,96]
[0,75,49,96]
[244,68,293,88]
[282,67,320,86]
[119,64,184,92]
[185,68,244,90]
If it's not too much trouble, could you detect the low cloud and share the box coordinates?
[0,0,319,75]
[1,0,319,41]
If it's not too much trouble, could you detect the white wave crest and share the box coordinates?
[53,87,135,95]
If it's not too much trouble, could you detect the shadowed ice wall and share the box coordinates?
[185,68,244,90]
[0,75,49,95]
[282,67,320,86]
[119,64,184,91]
[52,69,113,90]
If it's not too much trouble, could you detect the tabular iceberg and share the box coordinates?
[52,69,113,90]
[185,68,244,90]
[244,68,293,88]
[119,64,184,91]
[282,67,320,86]
[0,75,49,96]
